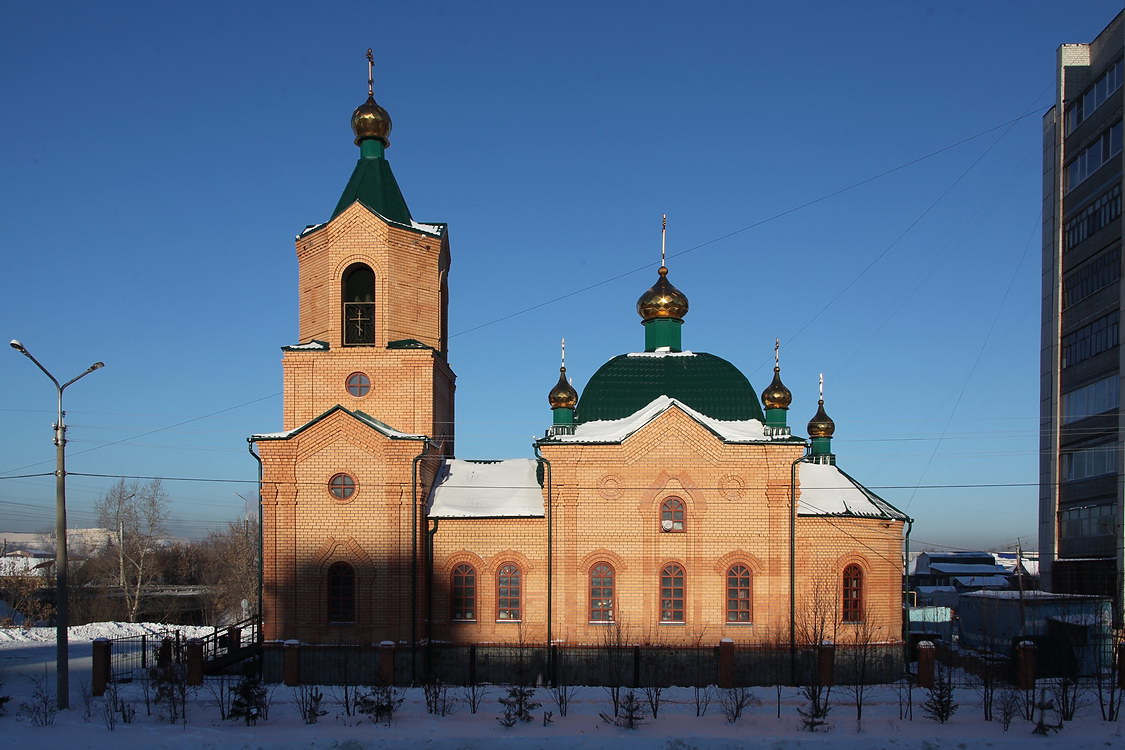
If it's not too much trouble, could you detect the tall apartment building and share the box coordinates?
[1040,11,1124,612]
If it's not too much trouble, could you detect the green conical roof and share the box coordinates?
[331,142,413,224]
[575,352,765,423]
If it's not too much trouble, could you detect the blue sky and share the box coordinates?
[2,1,1121,550]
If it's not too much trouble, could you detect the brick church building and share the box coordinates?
[251,63,910,665]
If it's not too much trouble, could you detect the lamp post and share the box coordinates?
[9,339,104,711]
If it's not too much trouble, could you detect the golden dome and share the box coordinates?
[762,367,792,410]
[807,399,835,438]
[352,94,392,147]
[548,366,579,409]
[637,266,689,321]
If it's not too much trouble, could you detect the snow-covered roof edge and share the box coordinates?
[295,205,447,240]
[250,405,425,442]
[427,459,545,519]
[281,339,329,351]
[797,463,910,521]
[540,395,805,446]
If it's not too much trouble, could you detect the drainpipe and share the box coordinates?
[903,518,914,669]
[789,446,811,684]
[533,443,553,665]
[426,518,440,646]
[246,441,264,634]
[410,437,437,682]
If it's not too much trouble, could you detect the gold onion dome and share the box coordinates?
[762,367,792,410]
[548,367,579,409]
[352,94,392,147]
[807,399,835,438]
[637,266,689,321]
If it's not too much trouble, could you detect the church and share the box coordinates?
[250,59,910,671]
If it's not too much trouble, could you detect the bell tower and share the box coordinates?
[281,51,454,453]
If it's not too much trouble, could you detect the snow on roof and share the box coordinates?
[409,220,443,235]
[296,222,325,239]
[952,576,1009,588]
[929,563,1009,575]
[626,349,696,358]
[797,462,908,520]
[547,395,786,445]
[427,459,544,518]
[962,589,1102,600]
[251,407,423,441]
[282,339,329,351]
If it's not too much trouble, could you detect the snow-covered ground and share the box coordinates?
[1,624,1122,749]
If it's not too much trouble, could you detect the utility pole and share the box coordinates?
[1016,538,1027,632]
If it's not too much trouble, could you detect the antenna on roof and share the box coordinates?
[661,214,667,267]
[366,48,374,97]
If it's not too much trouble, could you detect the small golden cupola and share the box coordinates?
[761,339,792,432]
[548,339,579,430]
[351,49,392,147]
[637,216,688,352]
[807,374,836,462]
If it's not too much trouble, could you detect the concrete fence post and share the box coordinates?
[92,638,111,697]
[1117,643,1125,691]
[917,641,935,688]
[186,639,204,686]
[1016,641,1037,690]
[817,642,835,687]
[157,637,173,670]
[227,626,242,654]
[282,640,301,687]
[718,639,735,688]
[378,640,396,685]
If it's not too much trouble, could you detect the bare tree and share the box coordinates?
[200,520,259,624]
[95,478,169,622]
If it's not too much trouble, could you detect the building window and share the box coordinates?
[1062,442,1118,482]
[1065,120,1123,193]
[328,562,355,623]
[1060,502,1116,539]
[1064,185,1121,252]
[590,564,615,622]
[726,564,752,623]
[1063,375,1120,423]
[343,263,376,345]
[451,564,476,622]
[1064,244,1121,309]
[660,497,685,532]
[660,564,685,622]
[328,473,356,500]
[345,372,371,397]
[842,564,863,623]
[497,564,521,621]
[1061,310,1119,368]
[1066,57,1124,134]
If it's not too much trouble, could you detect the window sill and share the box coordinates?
[724,622,755,626]
[451,620,477,624]
[658,621,685,626]
[328,621,356,626]
[495,620,523,624]
[587,621,616,625]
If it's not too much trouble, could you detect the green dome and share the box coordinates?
[576,352,765,423]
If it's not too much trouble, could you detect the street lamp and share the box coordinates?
[9,339,104,711]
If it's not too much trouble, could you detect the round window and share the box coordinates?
[345,372,371,397]
[329,473,356,500]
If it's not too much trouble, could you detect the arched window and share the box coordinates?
[451,564,476,622]
[343,263,376,345]
[660,497,685,532]
[590,564,615,622]
[726,564,752,623]
[497,564,521,621]
[660,563,685,622]
[842,564,863,623]
[327,562,355,623]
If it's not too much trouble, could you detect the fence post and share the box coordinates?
[916,641,935,688]
[718,639,735,688]
[817,642,835,687]
[141,634,148,670]
[92,638,111,697]
[632,645,641,688]
[282,640,301,687]
[158,637,173,670]
[1118,642,1125,691]
[228,626,242,655]
[468,644,477,685]
[378,640,396,685]
[186,639,204,686]
[1016,641,1037,690]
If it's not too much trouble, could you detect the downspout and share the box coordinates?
[426,518,439,646]
[789,446,811,684]
[247,440,263,633]
[903,518,913,670]
[534,443,553,665]
[410,437,437,683]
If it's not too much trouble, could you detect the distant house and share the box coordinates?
[910,551,1016,607]
[0,549,53,576]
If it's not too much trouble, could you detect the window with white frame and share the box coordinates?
[1061,442,1118,482]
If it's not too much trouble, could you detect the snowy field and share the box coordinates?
[1,624,1123,749]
